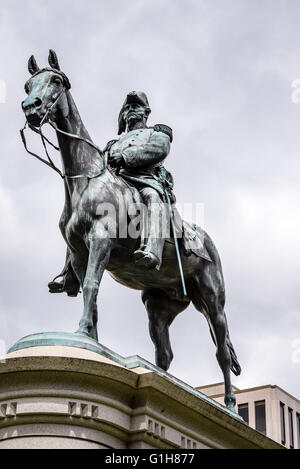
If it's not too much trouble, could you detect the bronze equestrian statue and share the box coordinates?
[21,50,241,411]
[48,90,175,296]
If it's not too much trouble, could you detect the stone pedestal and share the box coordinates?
[0,333,282,449]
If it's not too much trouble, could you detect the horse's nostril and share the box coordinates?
[34,97,42,108]
[22,97,42,112]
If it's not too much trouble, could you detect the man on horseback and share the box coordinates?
[107,90,174,270]
[22,51,241,411]
[48,90,175,295]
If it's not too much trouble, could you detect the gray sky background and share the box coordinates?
[0,0,299,399]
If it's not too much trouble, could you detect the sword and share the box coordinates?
[164,190,187,297]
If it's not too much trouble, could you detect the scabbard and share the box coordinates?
[165,191,187,297]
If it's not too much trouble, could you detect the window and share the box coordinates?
[280,402,286,445]
[255,400,266,435]
[238,403,249,424]
[297,413,300,449]
[288,408,294,449]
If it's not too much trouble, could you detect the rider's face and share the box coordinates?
[123,103,147,128]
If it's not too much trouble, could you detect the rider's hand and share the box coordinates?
[109,151,123,168]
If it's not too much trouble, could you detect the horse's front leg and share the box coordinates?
[76,226,112,341]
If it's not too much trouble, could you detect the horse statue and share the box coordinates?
[21,50,241,411]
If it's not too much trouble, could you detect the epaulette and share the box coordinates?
[103,139,118,153]
[153,124,173,142]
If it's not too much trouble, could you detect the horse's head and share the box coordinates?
[22,50,71,127]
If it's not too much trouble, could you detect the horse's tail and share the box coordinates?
[208,314,242,377]
[224,313,241,376]
[227,336,241,376]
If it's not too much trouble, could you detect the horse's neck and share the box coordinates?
[55,91,103,181]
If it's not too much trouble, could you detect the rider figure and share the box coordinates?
[48,90,174,295]
[107,90,174,270]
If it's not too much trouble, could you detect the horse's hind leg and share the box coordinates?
[190,269,241,412]
[142,289,190,371]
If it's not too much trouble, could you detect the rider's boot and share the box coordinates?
[48,261,80,297]
[134,189,168,270]
[134,249,160,270]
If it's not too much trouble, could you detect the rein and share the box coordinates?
[20,88,106,180]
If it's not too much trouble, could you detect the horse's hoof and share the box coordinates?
[75,329,91,338]
[48,279,80,297]
[226,403,236,413]
[48,281,65,293]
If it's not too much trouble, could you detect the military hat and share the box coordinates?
[118,91,151,135]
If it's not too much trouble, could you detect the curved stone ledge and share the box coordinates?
[0,339,283,449]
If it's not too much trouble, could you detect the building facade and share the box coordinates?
[197,382,300,449]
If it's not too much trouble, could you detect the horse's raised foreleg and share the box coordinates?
[48,183,80,297]
[190,268,241,412]
[142,289,190,371]
[76,226,111,341]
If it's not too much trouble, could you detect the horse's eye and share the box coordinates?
[53,77,62,86]
[24,84,29,94]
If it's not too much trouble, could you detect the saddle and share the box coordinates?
[167,218,212,262]
[114,170,212,263]
[181,220,212,261]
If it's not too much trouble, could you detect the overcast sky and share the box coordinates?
[0,0,299,400]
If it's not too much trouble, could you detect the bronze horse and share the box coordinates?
[21,51,241,411]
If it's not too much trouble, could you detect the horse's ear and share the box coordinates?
[28,55,39,75]
[48,49,60,70]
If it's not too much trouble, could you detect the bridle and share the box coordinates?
[20,74,106,180]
